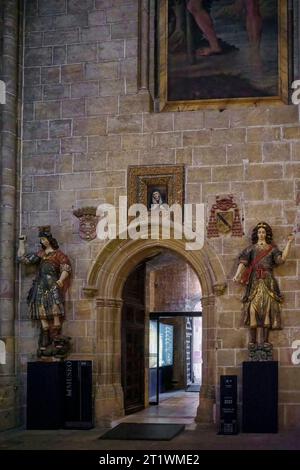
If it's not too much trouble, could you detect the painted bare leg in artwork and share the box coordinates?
[187,0,222,56]
[244,0,263,76]
[245,0,262,49]
[169,0,186,52]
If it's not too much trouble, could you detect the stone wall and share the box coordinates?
[148,256,201,312]
[12,0,300,429]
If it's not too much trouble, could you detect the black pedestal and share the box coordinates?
[64,360,93,429]
[242,361,278,433]
[27,361,93,430]
[27,362,64,429]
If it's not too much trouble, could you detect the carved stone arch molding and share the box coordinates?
[83,226,226,426]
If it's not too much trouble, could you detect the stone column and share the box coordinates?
[138,0,149,91]
[0,0,20,430]
[195,296,217,424]
[94,298,125,426]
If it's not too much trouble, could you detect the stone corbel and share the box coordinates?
[213,282,227,296]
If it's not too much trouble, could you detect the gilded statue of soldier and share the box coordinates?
[18,227,71,355]
[233,222,294,347]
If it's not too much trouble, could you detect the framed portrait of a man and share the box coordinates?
[157,0,290,111]
[128,165,185,212]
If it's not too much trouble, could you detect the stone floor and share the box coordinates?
[1,391,300,450]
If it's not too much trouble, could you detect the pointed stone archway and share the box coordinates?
[83,235,226,426]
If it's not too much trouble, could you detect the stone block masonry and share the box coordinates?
[0,0,298,431]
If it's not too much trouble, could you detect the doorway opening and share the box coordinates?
[149,312,202,405]
[121,249,202,420]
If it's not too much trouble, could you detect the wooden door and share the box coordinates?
[121,265,145,414]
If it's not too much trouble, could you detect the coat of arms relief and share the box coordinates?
[207,195,244,238]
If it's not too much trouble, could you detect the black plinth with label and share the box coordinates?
[64,360,93,429]
[27,362,64,429]
[27,361,93,430]
[219,375,238,434]
[242,361,278,433]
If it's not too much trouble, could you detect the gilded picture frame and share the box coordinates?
[127,165,185,211]
[158,0,290,111]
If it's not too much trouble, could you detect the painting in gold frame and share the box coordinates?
[127,165,185,212]
[158,0,289,111]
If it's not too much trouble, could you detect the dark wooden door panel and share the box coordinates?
[122,265,145,414]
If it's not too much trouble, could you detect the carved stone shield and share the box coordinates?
[216,210,233,234]
[207,194,243,238]
[73,207,98,241]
